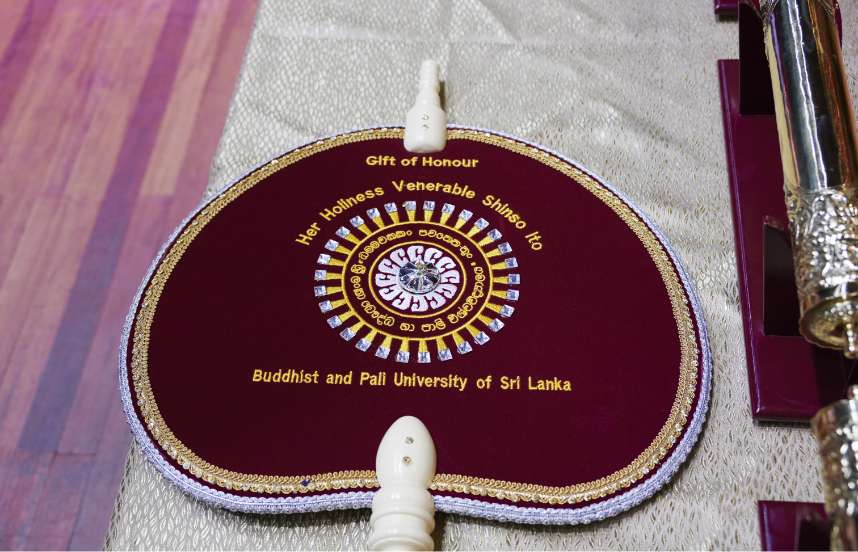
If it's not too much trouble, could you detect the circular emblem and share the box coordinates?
[123,128,709,523]
[393,255,446,296]
[314,200,519,363]
[378,245,460,309]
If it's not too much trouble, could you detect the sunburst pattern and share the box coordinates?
[313,200,520,362]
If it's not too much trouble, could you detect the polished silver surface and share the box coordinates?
[398,261,441,294]
[812,385,858,550]
[763,0,858,357]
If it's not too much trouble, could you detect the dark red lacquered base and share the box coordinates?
[715,0,739,16]
[758,501,828,551]
[717,1,855,422]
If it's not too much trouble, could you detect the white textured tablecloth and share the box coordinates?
[106,1,858,548]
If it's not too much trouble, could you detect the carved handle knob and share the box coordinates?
[368,416,436,551]
[404,60,447,154]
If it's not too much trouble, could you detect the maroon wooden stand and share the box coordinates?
[715,0,739,16]
[716,1,846,548]
[717,0,855,423]
[758,501,829,551]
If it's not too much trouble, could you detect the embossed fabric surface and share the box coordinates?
[106,1,858,549]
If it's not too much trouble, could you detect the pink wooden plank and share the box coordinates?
[17,0,202,453]
[58,196,172,454]
[23,453,94,550]
[0,0,59,127]
[0,0,259,546]
[68,397,131,550]
[0,449,54,549]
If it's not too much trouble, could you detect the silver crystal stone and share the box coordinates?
[398,261,440,294]
[500,305,515,317]
[396,350,410,363]
[375,346,390,359]
[456,341,473,354]
[489,319,505,332]
[324,239,339,251]
[318,301,333,312]
[418,351,431,363]
[474,331,490,345]
[355,338,371,351]
[313,286,327,297]
[327,315,342,328]
[339,327,355,341]
[438,348,452,361]
[317,253,331,265]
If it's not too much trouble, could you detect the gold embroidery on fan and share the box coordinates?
[130,128,698,504]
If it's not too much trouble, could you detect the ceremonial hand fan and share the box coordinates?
[120,61,710,545]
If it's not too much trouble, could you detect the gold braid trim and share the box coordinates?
[130,128,699,504]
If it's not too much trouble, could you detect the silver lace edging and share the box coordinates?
[118,126,712,524]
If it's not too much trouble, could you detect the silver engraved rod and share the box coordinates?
[762,0,858,357]
[812,385,858,550]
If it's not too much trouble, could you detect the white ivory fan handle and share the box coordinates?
[368,416,437,551]
[404,60,447,154]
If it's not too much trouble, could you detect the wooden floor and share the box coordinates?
[0,1,258,548]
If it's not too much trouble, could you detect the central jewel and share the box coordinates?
[398,261,441,294]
